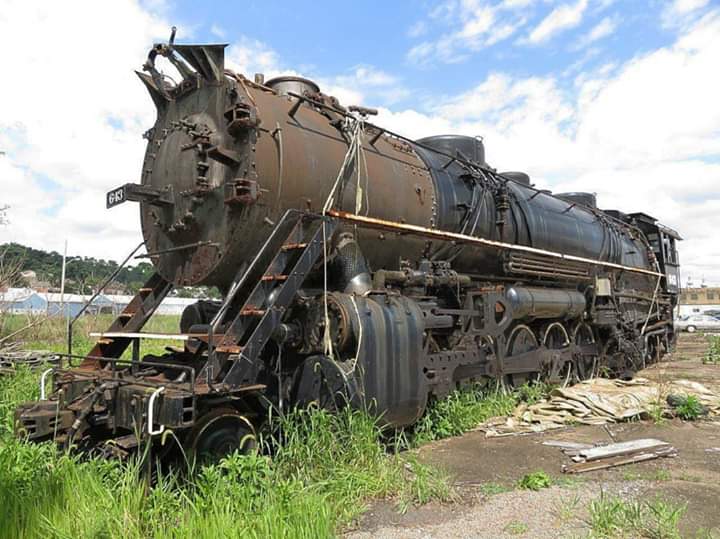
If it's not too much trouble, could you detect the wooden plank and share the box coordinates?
[577,438,670,462]
[542,440,594,451]
[90,332,207,341]
[564,447,677,474]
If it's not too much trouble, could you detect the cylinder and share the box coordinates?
[505,286,586,320]
[556,192,597,209]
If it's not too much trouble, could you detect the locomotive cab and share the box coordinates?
[629,212,682,295]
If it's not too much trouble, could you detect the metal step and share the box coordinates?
[82,272,173,368]
[217,215,336,388]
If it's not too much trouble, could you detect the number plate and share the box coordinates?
[106,185,126,208]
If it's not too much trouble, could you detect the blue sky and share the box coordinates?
[166,0,686,106]
[1,0,719,284]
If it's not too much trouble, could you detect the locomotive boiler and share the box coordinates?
[16,36,682,459]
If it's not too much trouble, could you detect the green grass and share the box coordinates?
[586,493,686,539]
[0,362,455,538]
[478,482,513,496]
[0,318,555,537]
[1,313,181,357]
[622,468,672,482]
[410,381,539,445]
[503,521,529,535]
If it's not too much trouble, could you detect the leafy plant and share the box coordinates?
[703,336,720,365]
[674,394,705,420]
[518,470,552,491]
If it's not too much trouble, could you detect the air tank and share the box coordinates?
[505,286,586,320]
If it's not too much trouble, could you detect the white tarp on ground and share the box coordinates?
[479,378,720,437]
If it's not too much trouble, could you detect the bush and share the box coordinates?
[518,470,552,491]
[674,394,705,420]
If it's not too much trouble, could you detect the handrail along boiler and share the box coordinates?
[15,36,682,458]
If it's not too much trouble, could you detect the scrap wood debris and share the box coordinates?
[0,344,58,375]
[479,377,720,437]
[549,438,679,474]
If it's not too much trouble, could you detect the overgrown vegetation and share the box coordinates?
[586,493,686,539]
[0,366,454,538]
[411,381,547,445]
[503,521,529,535]
[1,313,180,356]
[0,314,556,537]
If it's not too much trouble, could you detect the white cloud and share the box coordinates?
[576,15,618,48]
[671,0,710,15]
[526,0,589,44]
[407,20,427,38]
[663,0,711,27]
[210,24,226,39]
[384,10,720,283]
[0,0,169,260]
[500,0,536,8]
[406,0,526,65]
[227,37,283,76]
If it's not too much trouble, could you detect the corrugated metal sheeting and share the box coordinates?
[0,288,197,316]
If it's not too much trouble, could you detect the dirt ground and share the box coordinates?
[347,334,720,539]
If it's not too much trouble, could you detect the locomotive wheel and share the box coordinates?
[186,407,256,463]
[600,338,633,379]
[541,322,572,385]
[644,334,661,367]
[504,324,540,387]
[573,322,597,381]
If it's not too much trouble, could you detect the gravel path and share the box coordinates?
[347,484,625,539]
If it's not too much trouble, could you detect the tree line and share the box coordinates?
[0,242,154,294]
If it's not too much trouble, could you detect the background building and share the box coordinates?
[677,287,720,317]
[1,288,197,318]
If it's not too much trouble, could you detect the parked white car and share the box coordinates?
[675,314,720,333]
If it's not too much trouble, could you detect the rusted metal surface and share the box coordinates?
[326,210,664,277]
[14,35,681,461]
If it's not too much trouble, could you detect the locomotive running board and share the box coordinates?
[327,210,663,277]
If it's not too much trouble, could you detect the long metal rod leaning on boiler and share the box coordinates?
[15,28,682,461]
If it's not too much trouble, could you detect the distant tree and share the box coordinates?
[0,245,23,289]
[0,243,157,292]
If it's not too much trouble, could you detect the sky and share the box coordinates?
[0,0,719,285]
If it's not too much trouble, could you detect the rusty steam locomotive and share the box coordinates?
[16,36,681,459]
